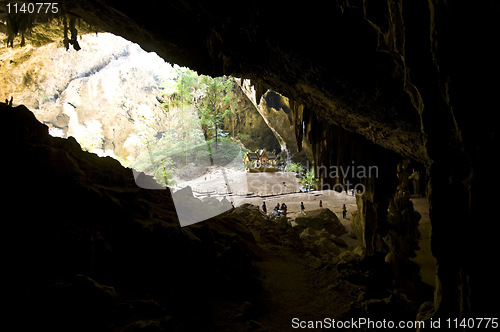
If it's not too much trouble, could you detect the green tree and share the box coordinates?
[154,159,176,187]
[299,168,319,192]
[287,162,304,174]
[159,67,204,166]
[198,76,237,150]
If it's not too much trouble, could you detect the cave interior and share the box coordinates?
[3,1,499,331]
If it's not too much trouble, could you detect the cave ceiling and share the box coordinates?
[4,1,498,167]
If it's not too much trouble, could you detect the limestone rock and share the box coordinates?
[122,320,162,332]
[338,251,362,269]
[70,274,117,304]
[314,237,341,256]
[222,83,280,153]
[5,104,265,331]
[230,203,265,221]
[299,227,320,241]
[294,208,346,236]
[237,84,310,164]
[330,235,347,247]
[1,34,179,161]
[1,33,282,164]
[292,223,306,234]
[352,246,365,257]
[271,215,289,229]
[347,231,358,239]
[320,228,332,238]
[128,299,167,318]
[172,186,245,226]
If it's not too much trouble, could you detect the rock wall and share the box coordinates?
[3,102,263,331]
[1,33,280,162]
[221,82,280,154]
[1,33,173,161]
[237,79,310,165]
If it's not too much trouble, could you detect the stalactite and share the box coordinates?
[69,15,81,50]
[63,14,69,50]
[4,7,83,50]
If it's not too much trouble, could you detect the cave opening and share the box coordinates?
[3,11,435,329]
[1,27,287,189]
[4,1,498,331]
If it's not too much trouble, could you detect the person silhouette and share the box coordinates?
[275,203,281,215]
[281,203,287,216]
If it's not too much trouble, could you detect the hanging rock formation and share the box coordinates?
[237,79,311,164]
[221,81,280,153]
[1,33,280,161]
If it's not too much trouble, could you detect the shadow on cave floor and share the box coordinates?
[409,196,435,289]
[251,244,359,330]
[4,103,434,332]
[194,212,434,332]
[196,242,360,332]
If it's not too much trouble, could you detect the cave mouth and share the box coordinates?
[2,10,440,331]
[4,1,499,328]
[1,29,285,190]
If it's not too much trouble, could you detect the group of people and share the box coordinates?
[260,201,308,216]
[261,202,288,216]
[261,200,348,218]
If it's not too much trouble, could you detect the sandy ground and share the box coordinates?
[174,167,434,288]
[174,167,360,249]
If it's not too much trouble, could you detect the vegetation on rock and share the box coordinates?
[129,64,242,186]
[286,162,319,191]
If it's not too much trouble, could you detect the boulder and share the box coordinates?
[129,299,167,318]
[292,223,306,233]
[294,208,346,236]
[123,320,162,332]
[337,251,362,271]
[338,250,360,262]
[273,215,289,229]
[330,235,348,247]
[320,228,332,238]
[314,237,341,256]
[299,227,320,241]
[230,203,265,221]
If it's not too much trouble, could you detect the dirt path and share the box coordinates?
[251,244,359,331]
[175,170,434,330]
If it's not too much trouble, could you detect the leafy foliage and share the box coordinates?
[299,168,319,191]
[129,64,241,186]
[287,162,304,174]
[197,75,237,146]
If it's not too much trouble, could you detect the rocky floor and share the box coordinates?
[5,102,434,331]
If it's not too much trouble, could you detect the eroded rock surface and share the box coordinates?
[4,103,263,331]
[1,33,279,162]
[295,208,346,236]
